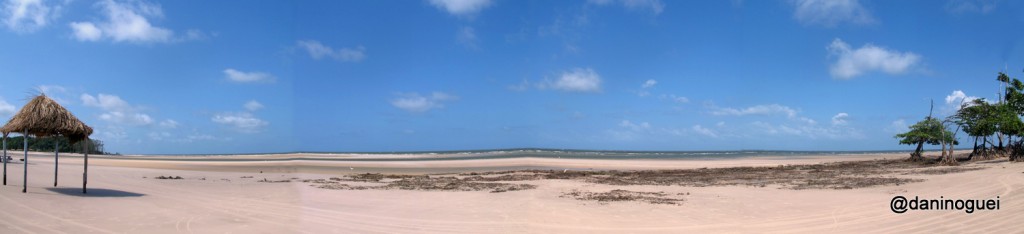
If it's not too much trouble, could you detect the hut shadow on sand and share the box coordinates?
[46,187,145,197]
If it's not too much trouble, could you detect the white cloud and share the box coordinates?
[619,120,651,131]
[2,0,64,33]
[37,84,66,94]
[609,120,654,140]
[211,100,270,133]
[36,85,72,104]
[791,0,874,27]
[99,111,152,125]
[945,90,979,106]
[692,124,718,138]
[68,21,101,41]
[178,133,216,143]
[81,93,153,126]
[224,68,275,83]
[212,112,268,133]
[710,104,798,118]
[391,92,459,113]
[457,26,478,49]
[943,90,984,114]
[885,119,909,133]
[0,98,15,117]
[708,103,861,139]
[296,40,366,62]
[797,116,817,125]
[81,93,130,111]
[243,100,264,111]
[540,68,602,93]
[98,125,127,141]
[750,120,862,140]
[660,94,689,104]
[590,0,665,15]
[69,0,187,43]
[637,79,657,97]
[751,121,779,135]
[946,0,998,14]
[641,79,657,88]
[158,119,178,128]
[428,0,493,16]
[183,29,207,40]
[831,112,849,125]
[827,38,921,79]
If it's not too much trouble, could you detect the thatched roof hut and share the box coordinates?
[1,94,94,193]
[0,95,92,143]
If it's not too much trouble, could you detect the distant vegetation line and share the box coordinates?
[1,136,107,155]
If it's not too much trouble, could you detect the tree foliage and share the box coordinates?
[956,99,997,139]
[1,136,106,154]
[900,69,1024,162]
[895,118,956,146]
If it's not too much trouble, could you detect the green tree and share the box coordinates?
[896,116,957,161]
[956,99,999,159]
[994,103,1023,148]
[998,71,1024,161]
[2,136,105,154]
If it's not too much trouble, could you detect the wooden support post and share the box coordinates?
[22,131,27,193]
[3,135,6,185]
[83,138,89,194]
[54,139,58,187]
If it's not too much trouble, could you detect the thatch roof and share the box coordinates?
[0,94,92,143]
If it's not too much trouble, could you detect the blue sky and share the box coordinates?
[0,0,1022,154]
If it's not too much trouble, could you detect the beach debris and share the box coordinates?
[155,176,183,180]
[240,176,253,178]
[455,159,949,190]
[887,189,908,194]
[902,166,984,175]
[303,174,537,193]
[560,189,687,205]
[304,159,978,195]
[258,178,291,183]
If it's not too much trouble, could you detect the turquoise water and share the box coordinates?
[125,148,920,162]
[307,149,915,161]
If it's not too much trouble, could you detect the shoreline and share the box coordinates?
[12,149,965,160]
[3,151,959,175]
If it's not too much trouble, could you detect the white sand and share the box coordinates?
[0,151,1021,233]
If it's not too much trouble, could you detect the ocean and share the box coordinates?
[146,148,918,162]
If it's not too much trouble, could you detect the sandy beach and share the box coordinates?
[0,151,1019,233]
[9,0,1024,232]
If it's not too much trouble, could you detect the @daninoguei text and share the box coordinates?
[891,196,1000,214]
